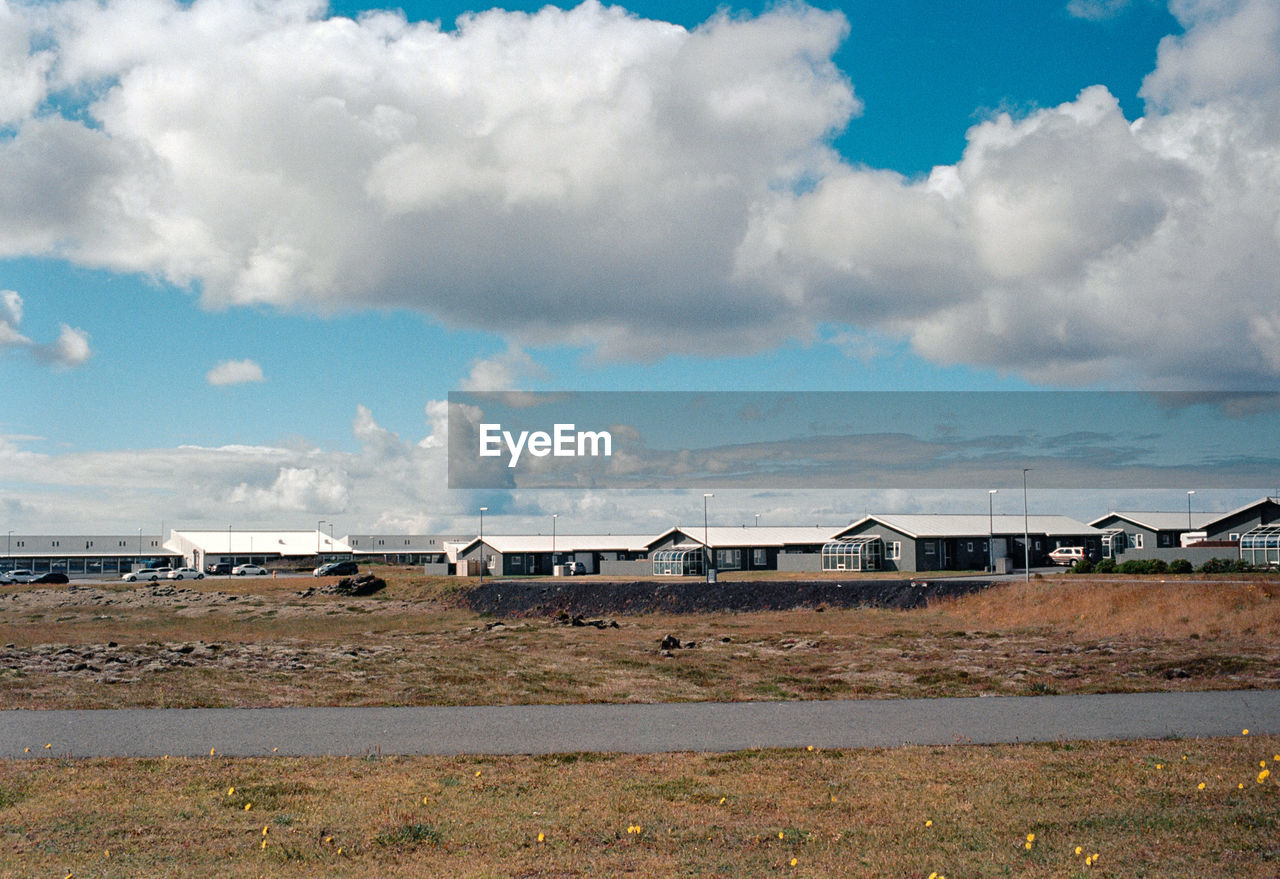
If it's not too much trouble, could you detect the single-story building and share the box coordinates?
[346,534,472,567]
[454,534,654,576]
[1091,497,1280,564]
[167,529,353,571]
[1,533,178,577]
[830,514,1105,573]
[645,525,839,575]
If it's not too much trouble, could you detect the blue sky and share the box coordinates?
[2,0,1278,533]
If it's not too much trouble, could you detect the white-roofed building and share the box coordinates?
[455,533,653,576]
[646,525,841,575]
[167,529,353,572]
[831,513,1104,573]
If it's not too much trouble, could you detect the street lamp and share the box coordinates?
[988,489,998,572]
[317,520,328,558]
[1187,490,1196,531]
[551,513,558,574]
[1022,469,1032,582]
[479,506,488,580]
[703,493,714,581]
[754,513,760,527]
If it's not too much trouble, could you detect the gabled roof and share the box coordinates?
[840,514,1101,539]
[1088,511,1216,531]
[1090,498,1279,532]
[650,525,844,549]
[459,534,656,555]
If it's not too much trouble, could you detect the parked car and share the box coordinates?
[122,568,163,582]
[167,567,205,580]
[205,562,232,576]
[568,561,586,575]
[32,572,69,584]
[1048,546,1086,566]
[313,560,359,577]
[233,564,268,576]
[1,569,37,584]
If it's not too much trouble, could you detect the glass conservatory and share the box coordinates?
[821,536,882,572]
[652,547,706,576]
[1239,525,1280,567]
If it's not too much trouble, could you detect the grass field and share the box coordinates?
[2,734,1276,876]
[2,571,1278,875]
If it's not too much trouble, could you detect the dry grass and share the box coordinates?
[1,735,1276,877]
[2,571,1279,708]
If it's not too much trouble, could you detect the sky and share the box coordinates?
[2,0,1279,536]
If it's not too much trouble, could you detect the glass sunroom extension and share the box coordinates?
[822,536,882,572]
[653,548,706,576]
[1240,525,1280,567]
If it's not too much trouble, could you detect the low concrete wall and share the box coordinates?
[599,559,653,577]
[422,563,450,575]
[776,553,822,573]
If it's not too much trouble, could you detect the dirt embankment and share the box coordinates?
[465,577,993,617]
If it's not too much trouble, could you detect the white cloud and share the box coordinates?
[0,289,92,367]
[0,0,1276,385]
[206,358,265,386]
[458,345,545,391]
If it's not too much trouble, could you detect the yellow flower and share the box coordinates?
[210,747,216,755]
[719,797,726,805]
[1026,833,1035,843]
[778,831,785,839]
[1197,782,1206,790]
[1024,841,1032,851]
[227,787,234,796]
[1155,763,1162,770]
[929,873,938,879]
[790,857,798,866]
[1258,770,1271,783]
[262,826,268,836]
[1242,728,1249,735]
[1075,846,1083,855]
[475,770,482,777]
[924,819,932,827]
[244,803,252,811]
[807,745,814,751]
[44,743,51,749]
[537,832,545,843]
[1238,783,1245,789]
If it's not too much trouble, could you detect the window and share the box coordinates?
[1230,533,1240,542]
[752,548,767,567]
[886,541,901,561]
[1132,534,1144,549]
[924,541,936,556]
[822,537,882,572]
[717,549,741,569]
[966,541,973,552]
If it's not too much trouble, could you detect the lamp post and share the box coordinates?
[317,520,327,559]
[479,506,488,580]
[1022,469,1032,582]
[1187,490,1195,531]
[6,530,11,566]
[754,513,760,527]
[703,493,714,581]
[988,489,998,572]
[551,513,557,574]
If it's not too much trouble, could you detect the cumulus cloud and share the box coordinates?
[0,0,1277,384]
[206,358,265,386]
[458,346,545,391]
[0,289,92,367]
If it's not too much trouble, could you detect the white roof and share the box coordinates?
[845,514,1101,538]
[662,525,842,548]
[468,534,656,554]
[1089,511,1217,531]
[168,530,351,556]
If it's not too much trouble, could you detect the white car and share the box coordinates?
[167,567,205,580]
[1,568,37,584]
[233,564,268,576]
[122,568,164,582]
[1048,546,1087,566]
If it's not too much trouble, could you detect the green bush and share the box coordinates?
[1094,557,1117,574]
[1169,559,1193,574]
[1197,558,1234,574]
[1071,558,1095,574]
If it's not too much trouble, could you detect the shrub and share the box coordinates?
[1094,558,1117,574]
[1169,559,1193,574]
[1071,558,1095,574]
[1198,558,1234,574]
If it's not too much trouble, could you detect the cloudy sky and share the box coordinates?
[2,0,1279,535]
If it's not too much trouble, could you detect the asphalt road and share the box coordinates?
[3,690,1277,759]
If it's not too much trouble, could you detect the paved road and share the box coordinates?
[3,690,1277,759]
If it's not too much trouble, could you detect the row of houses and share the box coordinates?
[5,498,1278,579]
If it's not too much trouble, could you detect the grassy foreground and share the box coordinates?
[2,734,1276,877]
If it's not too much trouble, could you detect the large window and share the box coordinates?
[716,549,741,570]
[821,537,882,572]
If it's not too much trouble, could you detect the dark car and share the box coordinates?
[313,560,359,577]
[32,572,69,584]
[205,563,233,576]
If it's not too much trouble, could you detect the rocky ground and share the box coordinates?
[464,576,993,616]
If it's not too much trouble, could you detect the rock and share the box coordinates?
[659,634,682,651]
[327,574,387,596]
